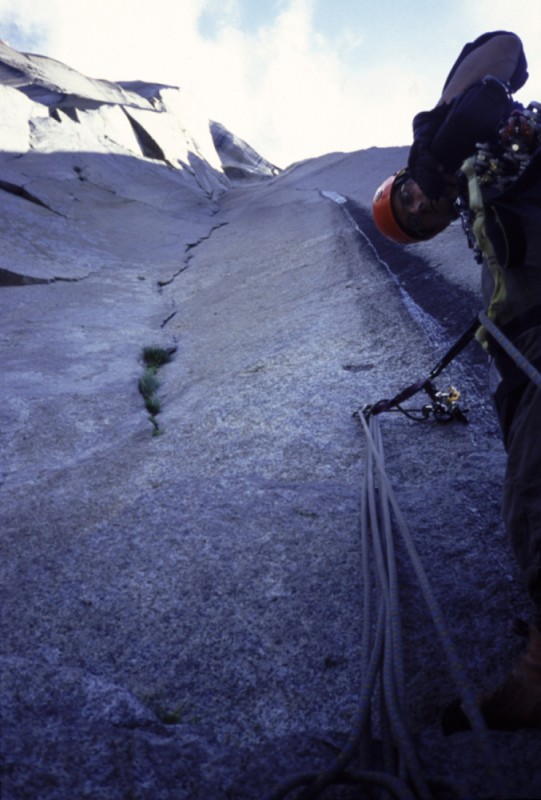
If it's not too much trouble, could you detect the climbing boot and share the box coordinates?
[442,624,541,734]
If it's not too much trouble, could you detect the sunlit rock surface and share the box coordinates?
[210,120,281,180]
[1,43,540,800]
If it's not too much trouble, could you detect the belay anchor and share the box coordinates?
[358,316,480,425]
[362,379,468,423]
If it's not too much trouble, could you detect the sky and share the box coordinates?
[1,0,540,168]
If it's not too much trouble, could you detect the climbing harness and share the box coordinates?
[362,315,480,424]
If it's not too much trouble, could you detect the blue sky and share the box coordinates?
[1,0,540,168]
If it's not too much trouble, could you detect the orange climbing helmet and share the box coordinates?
[372,169,419,245]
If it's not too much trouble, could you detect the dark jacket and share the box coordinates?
[408,31,528,199]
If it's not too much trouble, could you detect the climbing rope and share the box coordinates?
[479,310,541,390]
[357,413,502,795]
[266,411,503,800]
[267,311,541,799]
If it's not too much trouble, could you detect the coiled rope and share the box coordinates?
[267,311,541,799]
[357,412,502,797]
[266,410,504,800]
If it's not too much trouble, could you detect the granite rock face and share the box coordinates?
[210,120,281,181]
[1,44,540,800]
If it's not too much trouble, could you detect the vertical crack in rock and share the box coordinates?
[185,221,228,253]
[160,311,177,328]
[157,222,229,287]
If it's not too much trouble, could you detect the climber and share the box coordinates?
[372,30,541,733]
[372,30,528,243]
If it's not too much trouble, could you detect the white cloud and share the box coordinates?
[172,0,427,165]
[457,1,541,107]
[0,0,540,168]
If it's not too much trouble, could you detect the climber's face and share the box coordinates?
[392,176,456,239]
